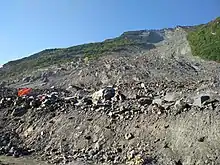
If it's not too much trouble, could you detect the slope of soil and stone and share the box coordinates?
[1,22,220,165]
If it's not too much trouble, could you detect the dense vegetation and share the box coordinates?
[0,38,141,79]
[187,17,220,61]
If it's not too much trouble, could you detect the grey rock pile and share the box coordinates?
[1,78,220,165]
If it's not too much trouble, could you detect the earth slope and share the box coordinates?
[0,18,220,165]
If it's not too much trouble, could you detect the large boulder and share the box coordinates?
[102,87,115,100]
[92,87,115,104]
[193,94,210,107]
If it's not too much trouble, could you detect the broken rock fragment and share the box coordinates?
[152,98,163,106]
[125,133,134,140]
[92,87,115,104]
[174,99,188,114]
[11,107,27,117]
[193,94,210,107]
[92,89,104,105]
[138,97,153,106]
[164,92,179,102]
[102,87,115,101]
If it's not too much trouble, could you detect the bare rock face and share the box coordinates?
[120,30,165,44]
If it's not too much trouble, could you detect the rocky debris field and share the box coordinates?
[1,27,220,165]
[1,76,220,165]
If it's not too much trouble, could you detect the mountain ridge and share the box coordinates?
[0,17,219,83]
[2,17,219,67]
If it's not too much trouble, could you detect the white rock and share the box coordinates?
[92,89,104,105]
[153,98,163,105]
[64,96,75,101]
[164,92,179,102]
[193,94,210,107]
[66,85,73,91]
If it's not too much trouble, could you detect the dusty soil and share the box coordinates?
[0,156,51,165]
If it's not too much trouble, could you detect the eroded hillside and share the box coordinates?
[0,18,220,165]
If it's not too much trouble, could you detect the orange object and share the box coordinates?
[18,88,32,97]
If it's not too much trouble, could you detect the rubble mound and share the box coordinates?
[1,20,220,165]
[1,77,220,165]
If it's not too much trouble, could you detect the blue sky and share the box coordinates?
[0,0,219,65]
